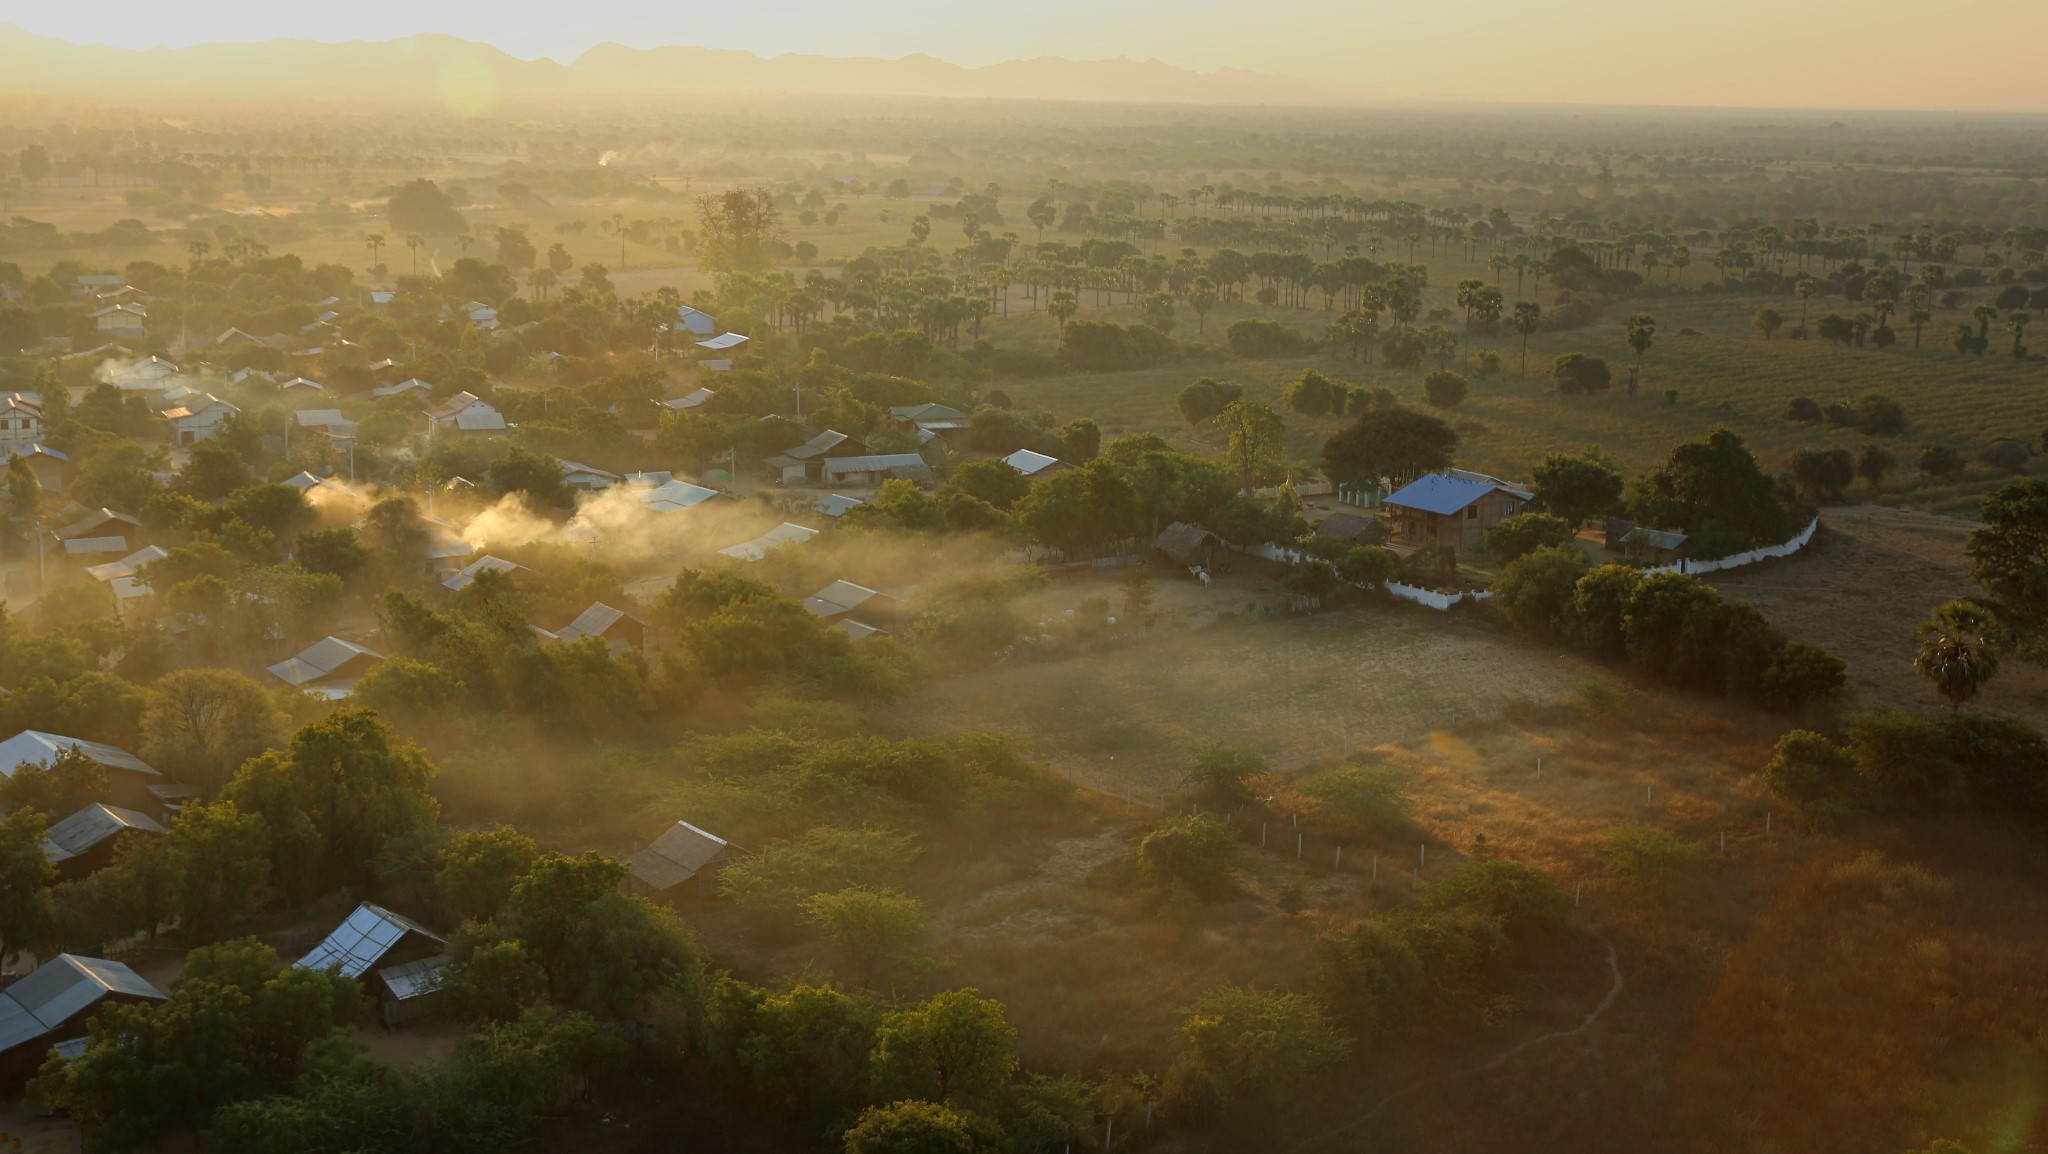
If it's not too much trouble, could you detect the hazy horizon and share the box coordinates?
[8,1,2048,110]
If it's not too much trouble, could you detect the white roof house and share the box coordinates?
[0,731,159,780]
[160,394,240,444]
[696,332,750,352]
[803,580,888,620]
[424,392,505,435]
[267,637,386,696]
[1003,449,1066,477]
[814,494,864,519]
[535,602,646,652]
[558,459,620,491]
[718,523,819,562]
[278,376,327,392]
[294,902,444,979]
[632,479,721,515]
[84,545,167,584]
[443,555,525,591]
[372,378,433,399]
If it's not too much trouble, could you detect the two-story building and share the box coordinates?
[1381,470,1534,556]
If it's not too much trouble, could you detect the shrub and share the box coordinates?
[1183,745,1267,809]
[1919,444,1964,480]
[1426,859,1569,944]
[1784,397,1823,423]
[1759,641,1847,710]
[1480,512,1575,562]
[1848,392,1909,436]
[1224,318,1308,358]
[1060,320,1172,371]
[1844,711,1956,808]
[1600,823,1703,886]
[1760,730,1859,806]
[987,348,1059,378]
[1172,987,1349,1107]
[1312,919,1421,1040]
[1982,439,2031,473]
[1136,815,1239,896]
[1422,370,1468,409]
[1787,448,1855,502]
[1299,764,1412,836]
[1551,352,1612,395]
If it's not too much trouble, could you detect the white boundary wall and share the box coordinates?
[1253,517,1822,612]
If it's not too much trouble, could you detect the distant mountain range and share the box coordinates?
[0,23,1342,106]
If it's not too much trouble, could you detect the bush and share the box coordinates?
[1422,370,1468,409]
[1312,919,1421,1040]
[1059,320,1172,372]
[1480,512,1575,562]
[1784,397,1823,423]
[1299,764,1412,836]
[1759,640,1847,710]
[1760,729,1858,806]
[1224,319,1308,358]
[1982,439,2031,473]
[1425,859,1569,944]
[1848,392,1909,436]
[987,348,1059,378]
[1183,745,1267,809]
[1919,444,1964,480]
[1600,823,1703,886]
[1551,352,1612,395]
[1172,987,1349,1107]
[1787,448,1855,502]
[1136,815,1239,897]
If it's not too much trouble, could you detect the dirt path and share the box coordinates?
[1289,938,1626,1153]
[1707,504,2048,724]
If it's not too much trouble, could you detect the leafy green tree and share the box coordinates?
[801,887,933,990]
[138,668,283,789]
[1480,512,1575,561]
[1919,444,1964,481]
[1551,352,1612,395]
[1856,444,1896,492]
[1788,448,1855,502]
[1530,450,1624,526]
[1490,544,1588,636]
[1967,479,2048,653]
[296,528,372,583]
[1600,823,1701,887]
[1285,369,1344,417]
[843,1100,1005,1154]
[552,891,701,1021]
[1175,377,1242,426]
[169,801,269,942]
[1212,401,1285,490]
[222,709,439,901]
[1312,919,1421,1040]
[1753,307,1783,339]
[872,989,1019,1109]
[0,746,108,818]
[180,442,256,500]
[734,981,882,1131]
[1426,859,1569,943]
[1422,370,1468,409]
[1321,406,1458,490]
[1014,460,1143,559]
[1173,987,1349,1106]
[1628,428,1788,546]
[1913,600,2005,710]
[504,852,626,989]
[1759,641,1847,711]
[439,922,547,1024]
[436,825,538,923]
[0,807,54,965]
[1136,815,1238,897]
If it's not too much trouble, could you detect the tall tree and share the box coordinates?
[1211,401,1286,492]
[1512,302,1541,377]
[1913,600,2005,711]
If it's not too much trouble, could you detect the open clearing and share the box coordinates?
[1709,503,2048,725]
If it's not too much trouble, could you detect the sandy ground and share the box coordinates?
[1707,503,2048,724]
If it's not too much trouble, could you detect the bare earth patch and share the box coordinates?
[1707,504,2048,724]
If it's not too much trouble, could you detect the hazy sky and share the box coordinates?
[9,1,2047,109]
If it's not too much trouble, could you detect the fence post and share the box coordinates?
[1334,846,1343,870]
[1296,833,1303,859]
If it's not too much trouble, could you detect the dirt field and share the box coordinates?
[1707,503,2048,725]
[882,591,1612,790]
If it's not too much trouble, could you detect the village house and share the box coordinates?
[814,493,864,520]
[422,391,506,436]
[294,902,448,1027]
[821,453,932,488]
[109,356,180,392]
[43,803,166,882]
[558,459,620,491]
[628,820,743,901]
[803,580,902,638]
[1380,471,1533,555]
[1003,448,1068,478]
[85,544,167,618]
[0,393,40,446]
[674,304,716,335]
[88,302,146,339]
[764,429,869,486]
[443,555,525,591]
[1153,522,1225,572]
[0,955,167,1086]
[536,602,647,653]
[371,377,433,399]
[630,478,722,515]
[0,730,164,814]
[267,636,386,697]
[54,508,143,555]
[161,393,240,444]
[2,444,67,493]
[278,376,327,393]
[695,331,749,371]
[658,386,715,414]
[718,522,819,563]
[888,402,971,445]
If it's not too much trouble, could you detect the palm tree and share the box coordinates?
[1512,302,1541,378]
[2009,311,2031,359]
[529,267,556,299]
[613,213,627,270]
[405,233,423,276]
[1048,290,1078,332]
[1625,313,1657,392]
[364,233,386,270]
[1187,277,1218,334]
[1794,275,1817,335]
[1913,600,2004,711]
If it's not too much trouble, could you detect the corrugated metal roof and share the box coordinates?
[718,523,819,562]
[1382,474,1498,516]
[629,821,730,891]
[454,411,507,431]
[43,803,165,863]
[443,556,523,591]
[550,602,629,642]
[0,731,159,778]
[295,903,444,979]
[267,637,384,686]
[0,955,166,1050]
[54,509,141,541]
[377,955,449,1001]
[835,620,889,641]
[815,494,863,518]
[696,332,750,351]
[632,480,719,513]
[49,1037,88,1061]
[1622,526,1688,551]
[822,454,927,476]
[1004,449,1063,476]
[85,545,167,583]
[804,580,882,618]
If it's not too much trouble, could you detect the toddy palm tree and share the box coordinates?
[1913,600,2005,711]
[1625,313,1657,391]
[1512,301,1542,378]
